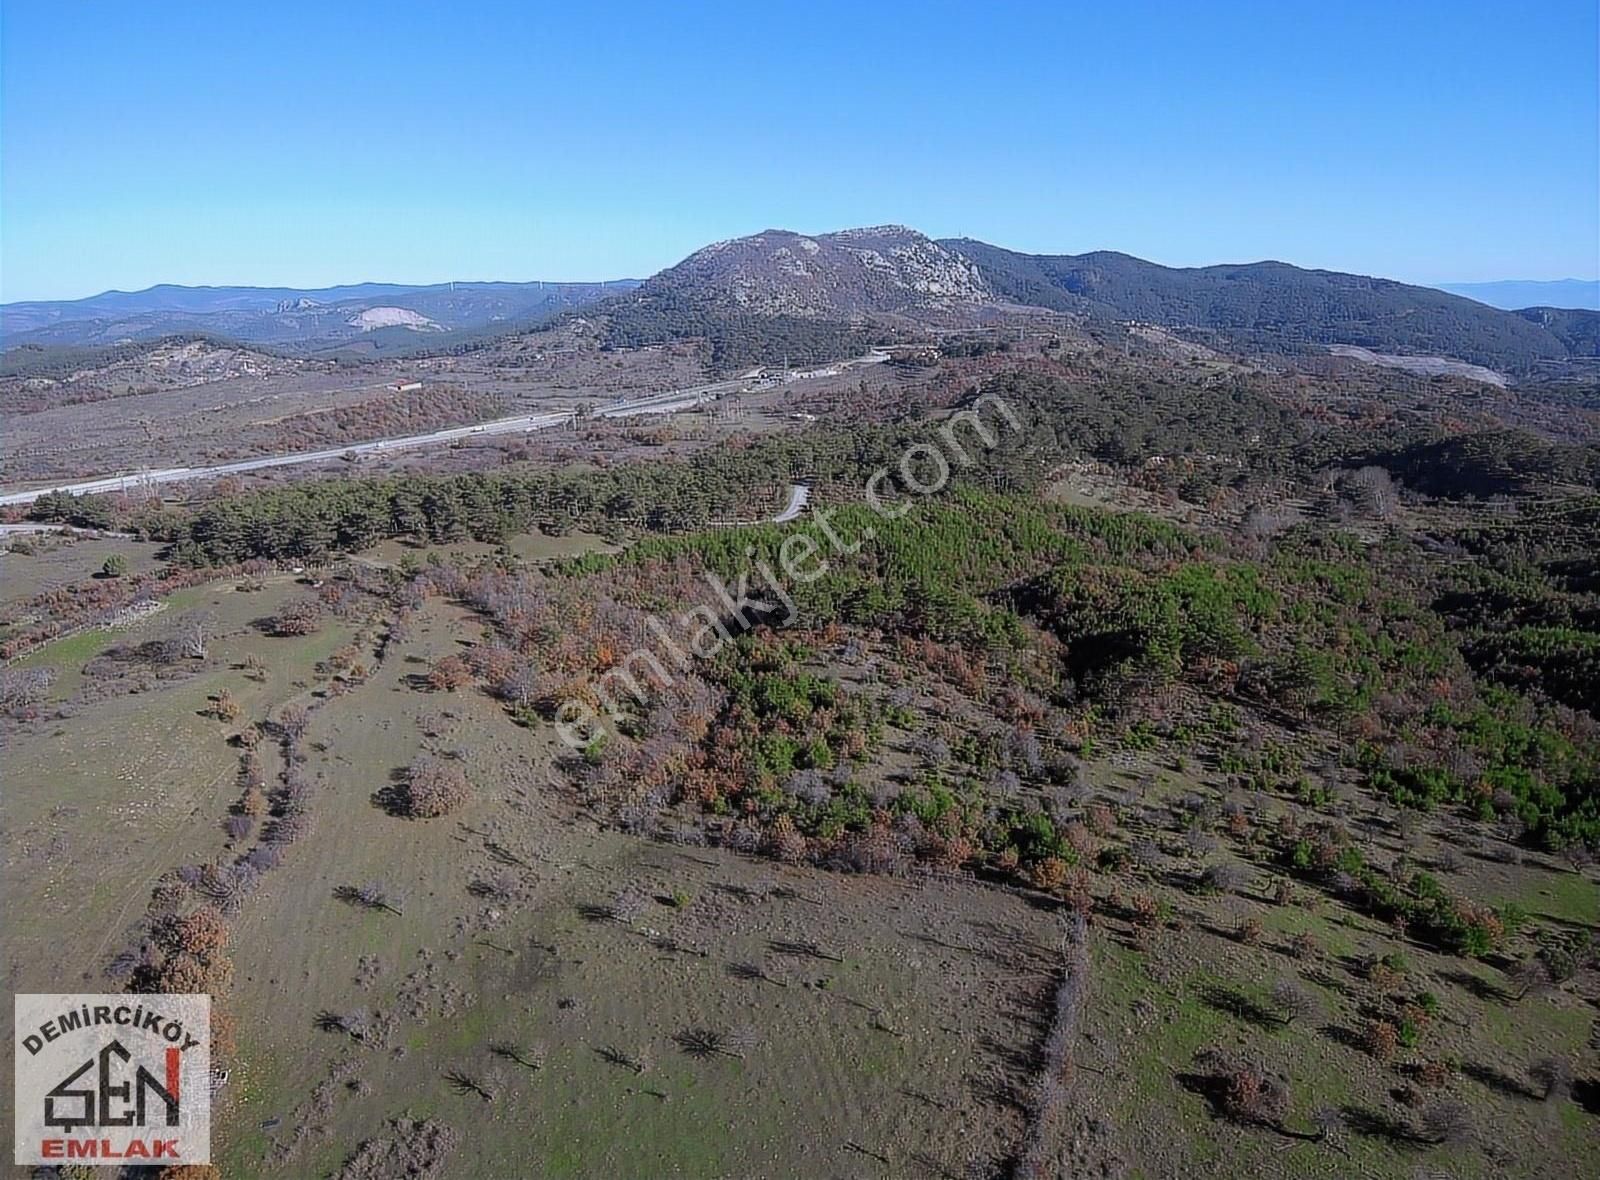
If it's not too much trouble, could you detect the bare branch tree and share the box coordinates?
[490,1042,545,1071]
[335,883,404,916]
[444,1069,494,1102]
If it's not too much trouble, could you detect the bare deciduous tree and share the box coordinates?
[335,883,404,916]
[1414,1099,1472,1146]
[1270,978,1319,1025]
[490,1042,545,1071]
[1529,1055,1573,1102]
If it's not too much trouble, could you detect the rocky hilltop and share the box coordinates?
[641,225,992,317]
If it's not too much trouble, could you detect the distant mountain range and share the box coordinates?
[5,228,1596,380]
[1434,279,1600,312]
[0,279,640,355]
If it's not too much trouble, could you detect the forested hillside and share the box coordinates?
[947,239,1592,376]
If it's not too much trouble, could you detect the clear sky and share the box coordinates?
[3,0,1596,302]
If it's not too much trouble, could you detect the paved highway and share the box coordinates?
[0,386,731,507]
[0,352,886,509]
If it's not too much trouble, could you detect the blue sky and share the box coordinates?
[3,0,1596,301]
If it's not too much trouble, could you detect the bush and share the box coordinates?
[101,553,129,578]
[1222,1063,1289,1127]
[223,814,254,842]
[1202,861,1253,895]
[1529,1055,1573,1102]
[1364,1019,1398,1061]
[399,758,472,818]
[1414,1098,1472,1146]
[1270,978,1319,1025]
[1031,856,1070,892]
[1194,1048,1290,1129]
[1396,1017,1421,1048]
[276,704,311,741]
[168,906,230,957]
[428,655,474,692]
[269,599,323,637]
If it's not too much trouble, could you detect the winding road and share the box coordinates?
[772,483,810,522]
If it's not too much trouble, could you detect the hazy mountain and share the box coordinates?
[9,229,1596,380]
[1435,279,1600,312]
[0,279,640,354]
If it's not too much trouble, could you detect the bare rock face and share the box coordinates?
[642,225,992,317]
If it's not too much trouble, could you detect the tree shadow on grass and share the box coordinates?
[371,785,410,816]
[1574,1078,1600,1116]
[1319,1023,1367,1052]
[1338,1104,1414,1145]
[968,1071,1027,1114]
[1462,1061,1537,1100]
[1195,981,1278,1029]
[1438,967,1505,1002]
[1175,1070,1232,1119]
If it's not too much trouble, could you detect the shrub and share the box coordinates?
[399,758,472,818]
[175,906,230,957]
[1222,1062,1289,1127]
[1414,1098,1471,1146]
[1396,1017,1421,1049]
[428,655,473,692]
[223,814,254,842]
[265,810,314,845]
[276,704,310,741]
[1194,1049,1290,1129]
[212,689,241,722]
[765,814,809,864]
[1031,856,1070,892]
[269,599,323,637]
[1364,1019,1398,1061]
[1417,1059,1452,1089]
[1202,862,1252,895]
[1270,978,1319,1025]
[1085,801,1115,837]
[1063,820,1097,859]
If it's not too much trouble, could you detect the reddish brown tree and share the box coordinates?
[399,758,472,818]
